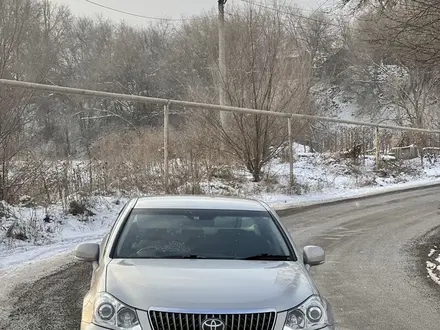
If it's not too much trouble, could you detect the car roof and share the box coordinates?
[133,195,268,211]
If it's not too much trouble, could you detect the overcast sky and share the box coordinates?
[50,0,335,27]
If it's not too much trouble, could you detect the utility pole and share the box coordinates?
[375,126,381,171]
[218,0,227,131]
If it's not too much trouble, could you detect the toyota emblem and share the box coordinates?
[201,318,225,330]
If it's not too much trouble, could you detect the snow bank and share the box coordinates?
[270,177,440,211]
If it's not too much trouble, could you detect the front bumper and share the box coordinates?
[81,322,335,330]
[82,312,336,330]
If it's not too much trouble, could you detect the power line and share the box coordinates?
[239,0,333,20]
[85,0,342,27]
[311,0,333,15]
[247,0,338,14]
[84,0,190,22]
[237,0,342,27]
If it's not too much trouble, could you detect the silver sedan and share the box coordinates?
[74,196,335,330]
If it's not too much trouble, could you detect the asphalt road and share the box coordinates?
[2,186,440,330]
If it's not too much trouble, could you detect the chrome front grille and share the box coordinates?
[148,310,276,330]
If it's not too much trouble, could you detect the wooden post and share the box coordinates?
[375,126,381,170]
[288,118,294,192]
[164,101,170,194]
[362,127,366,165]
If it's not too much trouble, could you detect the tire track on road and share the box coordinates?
[1,262,90,330]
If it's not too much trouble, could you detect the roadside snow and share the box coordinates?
[270,177,440,210]
[0,196,127,271]
[426,247,440,286]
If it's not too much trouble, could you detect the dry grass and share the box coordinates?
[1,126,241,206]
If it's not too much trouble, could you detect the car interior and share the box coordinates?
[114,212,289,259]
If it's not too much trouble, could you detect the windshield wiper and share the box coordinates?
[162,254,207,259]
[242,254,292,261]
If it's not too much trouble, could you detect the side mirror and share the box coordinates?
[303,245,325,266]
[74,243,99,262]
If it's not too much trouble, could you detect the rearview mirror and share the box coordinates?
[74,243,99,262]
[303,245,325,266]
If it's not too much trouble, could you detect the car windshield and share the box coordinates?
[113,208,294,260]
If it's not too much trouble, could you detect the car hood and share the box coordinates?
[105,259,317,311]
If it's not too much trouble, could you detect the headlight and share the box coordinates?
[93,292,141,330]
[284,295,330,330]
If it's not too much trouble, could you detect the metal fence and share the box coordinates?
[1,78,440,194]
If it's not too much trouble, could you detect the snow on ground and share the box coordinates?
[1,145,440,272]
[426,247,440,285]
[0,196,128,271]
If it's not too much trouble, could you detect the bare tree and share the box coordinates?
[346,0,440,67]
[185,5,315,182]
[0,0,41,202]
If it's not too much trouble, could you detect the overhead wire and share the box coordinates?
[84,0,193,22]
[85,0,344,26]
[237,0,343,27]
[310,0,333,14]
[83,0,346,29]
